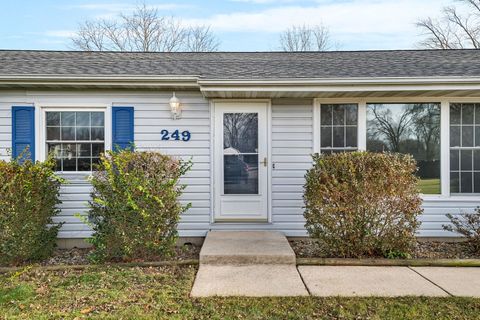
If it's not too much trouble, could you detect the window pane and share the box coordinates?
[321,127,332,148]
[62,143,77,159]
[92,144,104,157]
[332,127,344,148]
[63,158,76,171]
[450,126,461,147]
[223,113,258,153]
[47,143,62,158]
[461,172,473,193]
[476,104,480,125]
[76,112,90,126]
[346,127,357,148]
[450,150,460,171]
[450,104,461,125]
[61,112,75,126]
[345,105,357,125]
[47,127,60,140]
[92,157,101,169]
[450,172,460,193]
[78,143,91,157]
[475,172,480,193]
[224,154,258,194]
[76,127,90,140]
[462,126,474,147]
[476,126,480,147]
[91,112,105,126]
[461,150,473,171]
[367,103,441,194]
[77,158,91,171]
[321,105,332,125]
[332,105,345,125]
[91,127,105,141]
[61,127,75,140]
[462,104,474,124]
[46,112,60,126]
[475,150,480,171]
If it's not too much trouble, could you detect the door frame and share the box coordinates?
[210,99,272,223]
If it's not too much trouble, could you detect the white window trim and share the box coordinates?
[38,104,111,174]
[313,97,480,201]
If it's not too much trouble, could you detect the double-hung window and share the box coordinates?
[449,103,480,194]
[320,104,358,153]
[45,111,105,172]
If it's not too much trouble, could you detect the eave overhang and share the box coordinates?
[2,75,480,98]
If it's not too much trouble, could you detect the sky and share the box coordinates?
[0,0,458,51]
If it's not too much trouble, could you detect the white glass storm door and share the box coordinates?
[214,102,268,221]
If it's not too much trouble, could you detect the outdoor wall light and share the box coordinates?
[169,92,182,120]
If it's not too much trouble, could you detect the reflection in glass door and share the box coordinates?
[223,113,259,194]
[214,102,268,222]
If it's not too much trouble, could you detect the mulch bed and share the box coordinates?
[289,239,480,260]
[37,243,201,266]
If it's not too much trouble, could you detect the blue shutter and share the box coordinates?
[112,107,134,151]
[12,106,35,162]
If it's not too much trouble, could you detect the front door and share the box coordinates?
[214,102,269,221]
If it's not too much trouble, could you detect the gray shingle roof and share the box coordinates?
[1,49,480,80]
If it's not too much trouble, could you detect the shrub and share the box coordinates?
[443,209,480,254]
[0,156,63,265]
[303,151,423,258]
[87,149,191,262]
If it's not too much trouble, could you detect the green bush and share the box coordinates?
[87,149,191,262]
[444,209,480,254]
[0,157,63,265]
[303,152,423,258]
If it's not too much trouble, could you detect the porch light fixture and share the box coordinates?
[169,92,181,120]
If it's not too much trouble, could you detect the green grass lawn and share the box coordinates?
[1,266,480,319]
[419,179,441,195]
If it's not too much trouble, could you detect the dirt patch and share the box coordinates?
[33,243,201,267]
[289,239,480,260]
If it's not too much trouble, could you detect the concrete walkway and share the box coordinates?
[190,231,480,297]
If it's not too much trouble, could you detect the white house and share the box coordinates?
[1,49,479,247]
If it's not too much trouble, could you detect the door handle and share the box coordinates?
[260,157,268,167]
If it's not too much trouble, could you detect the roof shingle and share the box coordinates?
[1,49,479,80]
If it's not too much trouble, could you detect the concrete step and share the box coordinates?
[199,231,296,265]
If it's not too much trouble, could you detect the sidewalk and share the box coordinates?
[190,231,480,297]
[298,266,480,297]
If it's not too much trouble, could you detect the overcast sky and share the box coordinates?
[0,0,457,51]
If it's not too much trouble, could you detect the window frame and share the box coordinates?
[448,103,480,195]
[38,105,112,174]
[314,98,480,200]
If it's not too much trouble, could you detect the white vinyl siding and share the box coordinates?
[0,91,478,238]
[270,99,312,235]
[0,103,12,161]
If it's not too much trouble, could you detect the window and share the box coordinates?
[449,103,480,194]
[320,104,358,153]
[366,103,441,194]
[45,111,105,171]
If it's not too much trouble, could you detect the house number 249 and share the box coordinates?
[161,129,191,141]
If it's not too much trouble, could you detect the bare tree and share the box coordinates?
[417,0,480,49]
[279,24,332,51]
[185,25,220,52]
[71,3,220,52]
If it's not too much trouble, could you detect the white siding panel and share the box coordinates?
[132,94,212,239]
[0,103,11,161]
[0,91,477,239]
[270,99,313,236]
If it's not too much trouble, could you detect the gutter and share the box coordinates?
[0,75,201,89]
